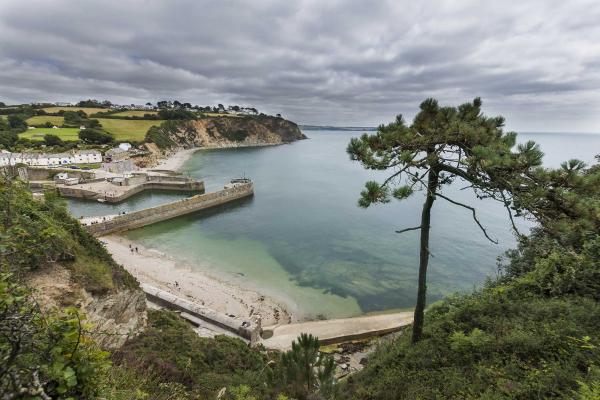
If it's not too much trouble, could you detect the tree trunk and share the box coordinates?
[411,165,439,344]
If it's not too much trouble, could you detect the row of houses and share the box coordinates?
[0,150,102,167]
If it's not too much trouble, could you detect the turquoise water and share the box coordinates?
[68,131,600,319]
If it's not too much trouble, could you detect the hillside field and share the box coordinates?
[111,110,158,117]
[97,118,163,141]
[19,128,80,141]
[26,115,65,126]
[42,106,107,115]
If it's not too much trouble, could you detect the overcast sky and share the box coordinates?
[1,0,599,131]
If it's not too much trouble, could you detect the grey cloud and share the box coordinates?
[1,0,599,131]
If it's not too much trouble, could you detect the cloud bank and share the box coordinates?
[1,0,599,131]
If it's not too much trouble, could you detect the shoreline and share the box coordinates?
[105,144,297,326]
[149,142,284,173]
[103,234,292,327]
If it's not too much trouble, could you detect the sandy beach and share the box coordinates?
[151,147,199,171]
[103,234,292,326]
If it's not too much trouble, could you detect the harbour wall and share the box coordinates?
[141,283,260,343]
[59,178,205,203]
[84,182,253,236]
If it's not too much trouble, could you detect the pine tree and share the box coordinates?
[348,98,543,343]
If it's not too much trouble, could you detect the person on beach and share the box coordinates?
[135,247,138,253]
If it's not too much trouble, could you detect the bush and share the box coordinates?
[0,180,138,293]
[79,128,113,144]
[44,133,64,146]
[0,273,110,398]
[7,114,27,132]
[112,310,270,399]
[157,108,196,120]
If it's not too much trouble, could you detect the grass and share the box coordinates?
[26,115,65,126]
[111,110,158,117]
[202,112,241,118]
[19,128,80,141]
[42,106,107,115]
[97,118,164,141]
[19,119,163,142]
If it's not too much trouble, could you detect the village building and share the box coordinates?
[0,150,102,167]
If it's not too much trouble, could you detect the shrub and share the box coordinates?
[79,128,114,144]
[44,133,64,146]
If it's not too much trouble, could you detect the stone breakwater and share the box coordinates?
[83,182,254,236]
[58,173,205,203]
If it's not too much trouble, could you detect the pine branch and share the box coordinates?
[435,193,498,244]
[395,226,422,234]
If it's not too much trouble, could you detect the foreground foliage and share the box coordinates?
[0,273,110,398]
[0,178,137,293]
[348,98,542,342]
[342,141,600,398]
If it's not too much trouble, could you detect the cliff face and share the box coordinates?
[26,264,147,349]
[168,115,306,149]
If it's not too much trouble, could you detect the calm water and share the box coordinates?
[68,131,600,319]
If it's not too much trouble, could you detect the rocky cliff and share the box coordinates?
[147,115,306,150]
[26,265,147,349]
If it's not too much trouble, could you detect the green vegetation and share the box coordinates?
[0,272,111,398]
[42,106,107,114]
[112,110,158,117]
[26,115,65,126]
[0,179,137,293]
[269,333,336,399]
[348,98,542,343]
[157,108,196,120]
[0,179,137,398]
[108,309,271,399]
[98,118,163,141]
[145,120,185,149]
[43,133,64,146]
[342,99,600,399]
[19,127,81,141]
[79,128,114,144]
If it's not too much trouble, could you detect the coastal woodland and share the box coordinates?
[1,98,599,399]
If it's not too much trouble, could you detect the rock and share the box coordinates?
[359,357,368,365]
[25,264,147,349]
[340,363,348,370]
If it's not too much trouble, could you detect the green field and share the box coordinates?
[19,128,81,141]
[26,115,65,126]
[42,106,107,115]
[111,110,158,117]
[97,118,164,141]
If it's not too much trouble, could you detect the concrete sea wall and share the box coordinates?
[84,182,253,236]
[59,179,204,203]
[142,283,260,343]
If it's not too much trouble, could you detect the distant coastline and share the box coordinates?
[299,125,377,131]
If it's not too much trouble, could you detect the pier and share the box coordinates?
[140,283,413,349]
[58,172,205,203]
[83,180,253,236]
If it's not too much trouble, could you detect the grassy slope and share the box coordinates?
[0,181,138,294]
[97,118,164,141]
[105,309,272,399]
[19,127,80,141]
[42,106,107,114]
[26,115,65,126]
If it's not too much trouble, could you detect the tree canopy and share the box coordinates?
[348,98,543,342]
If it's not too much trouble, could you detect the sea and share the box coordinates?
[67,130,600,319]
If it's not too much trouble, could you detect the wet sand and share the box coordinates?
[103,234,292,326]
